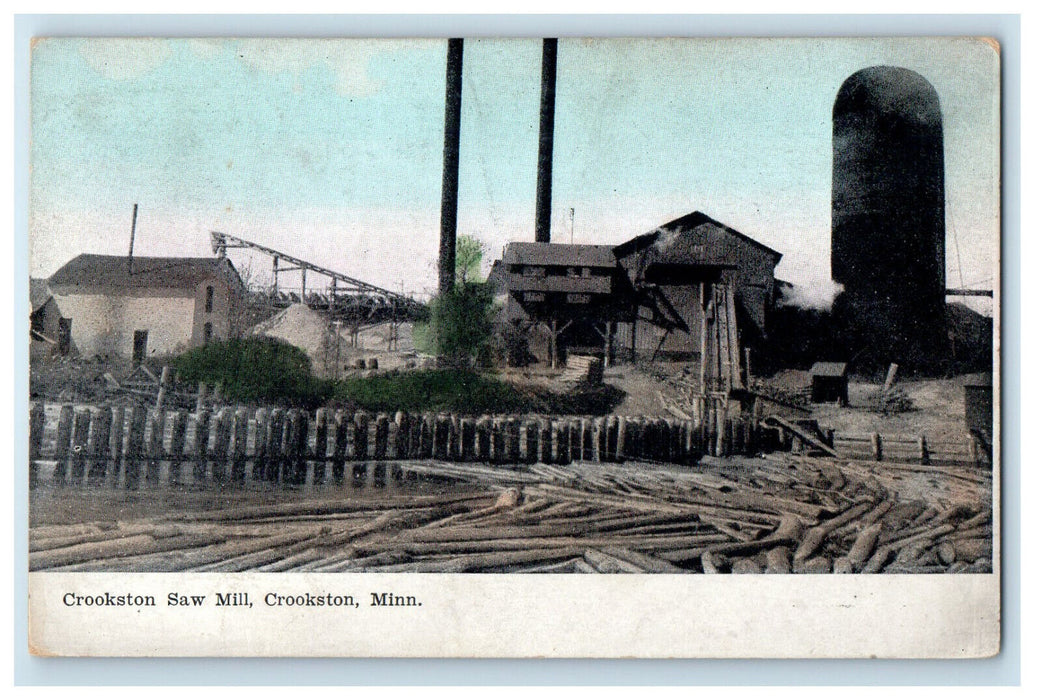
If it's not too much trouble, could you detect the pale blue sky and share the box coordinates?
[30,37,999,305]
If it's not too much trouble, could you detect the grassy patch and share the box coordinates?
[331,369,626,416]
[333,369,528,414]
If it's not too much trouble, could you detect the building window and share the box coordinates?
[203,322,213,345]
[205,285,214,313]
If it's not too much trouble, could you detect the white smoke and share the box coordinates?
[778,280,845,311]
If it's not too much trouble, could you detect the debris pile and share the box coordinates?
[29,454,991,574]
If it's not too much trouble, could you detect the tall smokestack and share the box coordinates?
[127,203,138,275]
[535,38,558,243]
[438,38,464,296]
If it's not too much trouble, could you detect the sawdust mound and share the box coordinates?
[250,304,332,370]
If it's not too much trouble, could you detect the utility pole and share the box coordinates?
[127,203,138,275]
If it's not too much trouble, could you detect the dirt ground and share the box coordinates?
[807,375,974,441]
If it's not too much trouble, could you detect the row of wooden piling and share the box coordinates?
[32,402,746,487]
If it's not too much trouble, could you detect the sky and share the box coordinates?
[29,37,999,310]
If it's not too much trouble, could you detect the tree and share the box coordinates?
[430,282,496,368]
[454,235,485,285]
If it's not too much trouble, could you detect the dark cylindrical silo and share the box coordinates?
[831,66,946,371]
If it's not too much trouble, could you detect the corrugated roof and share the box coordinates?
[810,361,849,377]
[502,242,618,268]
[49,254,244,292]
[614,210,783,262]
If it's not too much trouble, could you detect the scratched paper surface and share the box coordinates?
[27,37,1000,658]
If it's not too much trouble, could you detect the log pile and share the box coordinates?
[29,453,992,574]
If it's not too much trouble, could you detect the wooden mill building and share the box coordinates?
[491,210,782,366]
[613,211,783,361]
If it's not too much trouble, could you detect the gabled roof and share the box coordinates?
[29,278,52,312]
[614,210,783,262]
[49,254,244,293]
[502,242,618,268]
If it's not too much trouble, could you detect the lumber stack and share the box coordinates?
[558,355,604,386]
[28,454,992,574]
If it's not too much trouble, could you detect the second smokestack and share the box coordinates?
[438,38,464,296]
[535,38,558,243]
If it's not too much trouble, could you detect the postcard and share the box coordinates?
[26,36,1000,657]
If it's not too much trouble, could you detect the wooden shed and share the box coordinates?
[809,361,849,405]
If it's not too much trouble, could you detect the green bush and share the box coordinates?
[172,337,331,406]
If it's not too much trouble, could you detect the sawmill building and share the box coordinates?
[491,210,782,365]
[614,211,783,361]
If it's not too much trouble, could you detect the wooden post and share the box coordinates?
[353,412,370,461]
[591,417,604,462]
[538,419,553,465]
[714,400,726,458]
[523,419,539,464]
[193,409,212,483]
[550,421,563,465]
[167,410,187,485]
[265,408,283,482]
[614,417,627,462]
[374,414,390,460]
[447,416,460,460]
[155,365,171,411]
[288,410,309,484]
[312,408,329,484]
[252,408,268,481]
[145,410,165,483]
[70,408,91,482]
[394,411,410,459]
[490,418,506,464]
[108,405,125,486]
[476,417,492,462]
[332,410,349,483]
[871,432,883,461]
[604,416,618,462]
[883,363,900,393]
[968,433,980,467]
[210,408,233,483]
[549,318,558,370]
[411,414,424,458]
[231,408,249,483]
[196,382,208,412]
[919,435,930,465]
[506,417,521,464]
[635,419,649,462]
[125,405,147,488]
[86,408,111,483]
[570,419,583,463]
[460,417,476,461]
[418,414,434,459]
[29,403,45,487]
[433,414,449,460]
